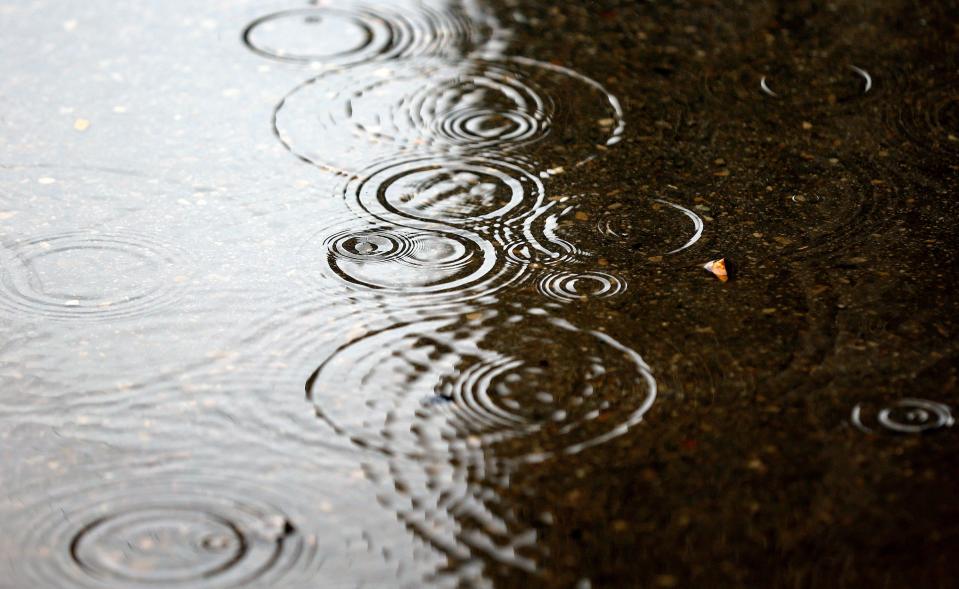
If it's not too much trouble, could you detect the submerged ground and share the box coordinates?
[1,0,958,587]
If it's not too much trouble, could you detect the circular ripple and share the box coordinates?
[298,216,527,308]
[739,157,894,259]
[706,60,875,111]
[306,312,656,463]
[16,476,320,589]
[0,230,187,321]
[344,155,545,230]
[536,271,626,303]
[273,57,624,174]
[852,398,955,435]
[595,198,704,256]
[892,74,959,162]
[242,5,485,66]
[758,64,872,102]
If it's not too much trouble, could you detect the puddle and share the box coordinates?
[2,0,958,587]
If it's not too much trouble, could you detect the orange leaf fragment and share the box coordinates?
[703,258,728,282]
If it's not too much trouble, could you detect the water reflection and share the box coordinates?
[304,306,654,578]
[360,455,538,583]
[248,2,638,582]
[1,457,420,589]
[7,472,316,588]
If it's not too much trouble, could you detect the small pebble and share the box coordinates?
[655,574,678,587]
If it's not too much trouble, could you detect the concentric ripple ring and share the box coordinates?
[851,398,955,434]
[14,476,320,589]
[0,230,188,321]
[536,271,627,303]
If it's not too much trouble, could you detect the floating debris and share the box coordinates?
[703,258,729,282]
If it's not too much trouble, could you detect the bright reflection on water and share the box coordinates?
[0,0,639,585]
[1,0,957,587]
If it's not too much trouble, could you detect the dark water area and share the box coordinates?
[1,0,958,587]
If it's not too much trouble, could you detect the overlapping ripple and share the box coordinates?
[306,309,656,464]
[498,203,584,267]
[242,3,488,66]
[295,213,527,309]
[360,457,539,580]
[273,57,624,174]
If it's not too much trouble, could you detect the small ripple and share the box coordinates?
[306,310,656,464]
[0,230,188,321]
[242,4,487,66]
[595,198,704,256]
[343,155,546,230]
[273,57,624,174]
[759,65,871,99]
[851,398,955,435]
[535,271,626,303]
[706,60,876,112]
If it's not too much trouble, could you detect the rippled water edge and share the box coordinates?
[1,0,959,588]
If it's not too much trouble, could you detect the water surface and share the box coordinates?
[1,0,958,587]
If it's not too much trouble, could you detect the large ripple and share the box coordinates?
[274,57,624,174]
[306,308,656,464]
